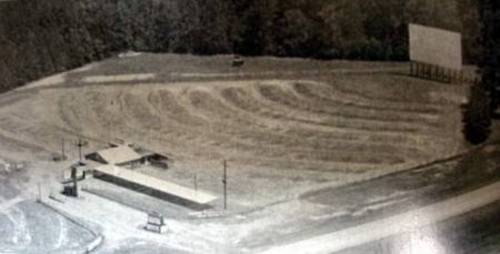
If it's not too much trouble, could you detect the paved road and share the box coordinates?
[259,180,500,254]
[44,191,223,254]
[0,196,24,212]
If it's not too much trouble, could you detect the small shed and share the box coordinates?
[132,145,169,169]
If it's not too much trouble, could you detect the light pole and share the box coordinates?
[223,160,227,210]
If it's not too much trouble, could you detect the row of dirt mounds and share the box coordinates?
[12,74,461,173]
[253,84,437,133]
[290,83,440,122]
[0,58,466,173]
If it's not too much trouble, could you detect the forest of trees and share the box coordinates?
[463,0,500,144]
[0,0,481,92]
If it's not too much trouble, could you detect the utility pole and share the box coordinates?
[75,138,87,162]
[194,174,198,198]
[71,166,78,197]
[223,160,227,210]
[77,138,83,162]
[61,137,65,160]
[37,183,42,202]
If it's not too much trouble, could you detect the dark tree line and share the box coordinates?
[463,0,500,144]
[0,0,480,92]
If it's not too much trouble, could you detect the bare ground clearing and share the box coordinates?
[0,54,469,208]
[0,54,475,253]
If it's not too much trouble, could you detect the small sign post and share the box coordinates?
[145,212,167,234]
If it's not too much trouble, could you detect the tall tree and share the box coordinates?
[463,0,499,144]
[457,0,480,63]
[477,0,500,111]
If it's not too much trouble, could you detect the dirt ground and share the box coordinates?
[0,54,468,206]
[0,53,476,253]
